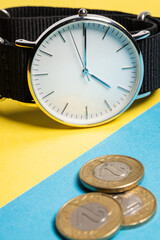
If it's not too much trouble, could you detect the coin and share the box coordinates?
[110,186,157,227]
[79,155,144,193]
[56,192,122,240]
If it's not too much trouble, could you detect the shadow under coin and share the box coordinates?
[76,172,90,194]
[52,216,61,238]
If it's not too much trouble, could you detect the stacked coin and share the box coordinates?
[56,192,122,240]
[56,155,156,239]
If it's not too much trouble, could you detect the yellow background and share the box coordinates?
[0,0,160,208]
[1,0,160,16]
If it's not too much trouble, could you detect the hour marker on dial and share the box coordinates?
[121,66,136,70]
[61,103,69,115]
[33,73,48,76]
[116,43,129,52]
[42,91,54,99]
[39,49,53,57]
[117,86,130,93]
[58,31,66,43]
[102,27,110,40]
[85,106,88,119]
[104,100,112,111]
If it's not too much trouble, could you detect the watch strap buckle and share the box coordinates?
[0,9,10,44]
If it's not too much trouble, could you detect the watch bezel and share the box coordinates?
[28,13,144,127]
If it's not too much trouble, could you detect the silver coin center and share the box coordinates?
[113,193,142,216]
[93,161,131,181]
[70,203,108,231]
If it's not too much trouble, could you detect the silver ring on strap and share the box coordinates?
[137,11,151,21]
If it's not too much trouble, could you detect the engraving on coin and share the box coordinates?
[70,203,108,231]
[93,161,131,181]
[113,193,142,216]
[79,155,144,193]
[56,193,122,239]
[110,186,157,227]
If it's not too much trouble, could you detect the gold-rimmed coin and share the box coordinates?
[79,155,144,193]
[110,186,157,227]
[56,192,122,240]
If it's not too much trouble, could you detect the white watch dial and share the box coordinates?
[30,17,143,126]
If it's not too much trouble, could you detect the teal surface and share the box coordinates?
[0,102,160,240]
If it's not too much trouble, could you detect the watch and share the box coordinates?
[0,7,159,127]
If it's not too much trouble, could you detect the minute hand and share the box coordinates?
[88,73,111,88]
[83,23,87,69]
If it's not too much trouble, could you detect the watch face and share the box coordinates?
[29,14,143,127]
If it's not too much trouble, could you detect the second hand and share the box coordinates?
[70,30,90,82]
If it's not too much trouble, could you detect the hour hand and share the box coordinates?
[88,73,111,88]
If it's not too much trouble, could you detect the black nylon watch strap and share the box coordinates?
[0,6,160,102]
[0,42,32,102]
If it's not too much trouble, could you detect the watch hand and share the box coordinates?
[83,23,87,69]
[88,73,111,88]
[83,24,90,82]
[70,30,90,82]
[70,30,84,68]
